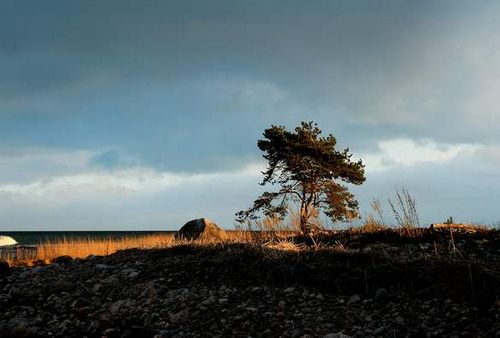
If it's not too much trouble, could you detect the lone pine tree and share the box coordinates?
[236,121,366,234]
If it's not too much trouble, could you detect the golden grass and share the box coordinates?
[2,231,263,266]
[431,223,488,232]
[1,234,175,266]
[36,234,176,261]
[3,222,489,267]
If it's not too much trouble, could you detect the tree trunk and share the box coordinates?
[300,205,309,234]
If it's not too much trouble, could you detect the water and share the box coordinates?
[0,231,174,246]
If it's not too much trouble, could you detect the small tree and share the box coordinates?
[236,121,366,234]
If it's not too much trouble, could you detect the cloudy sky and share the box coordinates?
[1,1,499,230]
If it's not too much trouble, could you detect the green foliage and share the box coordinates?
[236,121,365,233]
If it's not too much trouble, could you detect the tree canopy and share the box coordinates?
[236,121,365,233]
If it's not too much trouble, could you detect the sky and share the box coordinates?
[1,1,499,230]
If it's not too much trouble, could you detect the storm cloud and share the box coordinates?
[1,1,499,229]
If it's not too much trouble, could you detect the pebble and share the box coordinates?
[374,288,388,301]
[324,333,352,338]
[348,294,361,304]
[94,264,112,270]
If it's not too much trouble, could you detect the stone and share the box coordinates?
[0,261,10,276]
[374,288,388,301]
[51,255,73,264]
[348,294,360,304]
[110,300,125,314]
[174,218,226,241]
[0,236,18,247]
[201,295,216,306]
[324,333,352,338]
[102,327,118,336]
[121,268,139,278]
[95,264,113,271]
[169,309,190,324]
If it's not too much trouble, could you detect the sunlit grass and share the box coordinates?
[2,234,174,266]
[1,221,492,267]
[1,231,260,266]
[36,234,176,262]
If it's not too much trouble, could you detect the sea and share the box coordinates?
[0,231,174,246]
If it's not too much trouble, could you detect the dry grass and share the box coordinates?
[1,234,175,265]
[431,223,489,232]
[3,217,491,267]
[388,188,420,236]
[37,234,176,261]
[358,214,388,233]
[2,231,269,266]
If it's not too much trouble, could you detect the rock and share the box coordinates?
[47,280,77,293]
[110,300,126,314]
[374,288,388,301]
[102,327,119,336]
[174,218,226,241]
[348,294,360,304]
[0,236,18,246]
[169,309,190,324]
[362,246,372,254]
[51,255,73,264]
[201,295,216,306]
[121,268,139,278]
[33,259,46,267]
[0,260,10,275]
[324,333,352,338]
[95,263,113,271]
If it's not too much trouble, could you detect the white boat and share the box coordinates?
[0,236,18,247]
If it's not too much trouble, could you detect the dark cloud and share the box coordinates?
[2,1,499,156]
[0,1,499,229]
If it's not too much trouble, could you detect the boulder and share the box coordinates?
[175,218,226,241]
[0,236,18,247]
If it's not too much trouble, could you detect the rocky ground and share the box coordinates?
[0,229,499,337]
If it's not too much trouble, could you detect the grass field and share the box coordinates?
[1,230,259,265]
[0,222,492,267]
